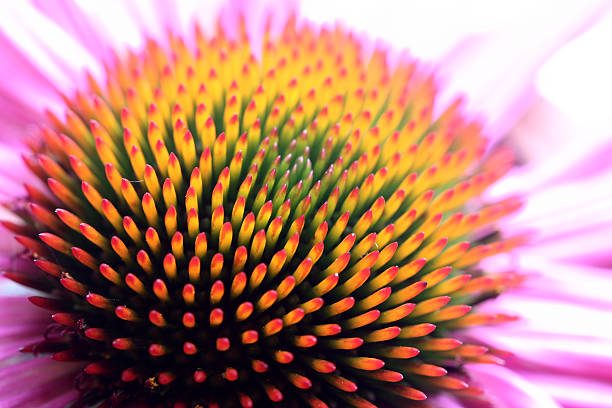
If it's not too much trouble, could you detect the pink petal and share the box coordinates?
[0,30,62,143]
[499,97,612,190]
[438,1,610,141]
[0,296,47,359]
[31,0,114,60]
[536,9,612,138]
[488,167,612,266]
[0,142,37,197]
[0,2,101,89]
[519,373,612,408]
[466,364,562,408]
[0,357,80,408]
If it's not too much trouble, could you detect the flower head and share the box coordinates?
[0,4,574,408]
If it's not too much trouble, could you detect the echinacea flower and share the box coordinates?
[0,1,610,407]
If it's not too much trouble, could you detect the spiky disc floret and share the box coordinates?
[6,15,525,408]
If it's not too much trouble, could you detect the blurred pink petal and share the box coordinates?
[467,364,563,408]
[31,0,114,60]
[437,0,607,141]
[0,297,80,407]
[493,172,612,264]
[519,373,612,408]
[536,9,612,137]
[0,31,61,143]
[0,2,101,88]
[0,356,80,407]
[472,253,612,407]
